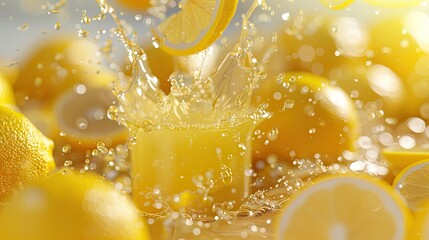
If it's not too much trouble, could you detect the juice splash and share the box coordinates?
[89,0,270,218]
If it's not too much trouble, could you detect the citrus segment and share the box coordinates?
[0,170,149,240]
[393,159,429,211]
[0,106,55,201]
[154,0,238,55]
[276,175,411,240]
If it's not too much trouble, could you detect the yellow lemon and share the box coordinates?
[153,0,239,55]
[393,159,429,212]
[0,170,149,240]
[368,16,429,120]
[252,72,359,165]
[14,37,109,106]
[276,175,412,240]
[0,73,16,107]
[263,15,399,111]
[0,106,55,201]
[268,15,339,77]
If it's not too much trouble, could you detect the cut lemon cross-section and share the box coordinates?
[153,0,238,56]
[393,159,429,211]
[276,175,412,240]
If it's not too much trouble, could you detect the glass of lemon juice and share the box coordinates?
[131,119,257,216]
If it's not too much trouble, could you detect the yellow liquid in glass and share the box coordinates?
[132,120,256,216]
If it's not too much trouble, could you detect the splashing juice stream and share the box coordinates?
[93,0,268,218]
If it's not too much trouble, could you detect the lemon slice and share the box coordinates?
[276,175,411,240]
[153,0,238,56]
[393,159,429,211]
[364,0,421,8]
[413,201,429,240]
[54,86,128,150]
[382,144,429,175]
[320,0,354,10]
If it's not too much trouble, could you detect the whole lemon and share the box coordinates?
[0,170,150,240]
[252,72,359,166]
[0,106,55,201]
[14,37,111,106]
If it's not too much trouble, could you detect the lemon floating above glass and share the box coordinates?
[153,0,239,55]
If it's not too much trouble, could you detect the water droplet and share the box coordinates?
[62,144,71,153]
[54,21,61,30]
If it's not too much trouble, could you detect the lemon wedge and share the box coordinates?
[320,0,354,10]
[393,159,429,211]
[382,144,429,175]
[154,0,238,56]
[364,0,421,7]
[276,175,412,240]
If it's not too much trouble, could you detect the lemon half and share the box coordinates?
[393,159,429,211]
[276,175,412,239]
